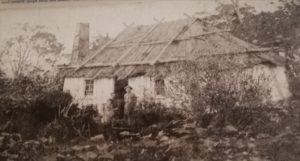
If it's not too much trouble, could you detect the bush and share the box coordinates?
[133,101,187,128]
[31,90,72,123]
[169,60,273,131]
[40,104,105,142]
[0,75,71,139]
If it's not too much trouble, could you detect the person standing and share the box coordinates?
[102,99,115,124]
[110,92,124,119]
[124,85,137,125]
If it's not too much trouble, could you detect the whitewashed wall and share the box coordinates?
[128,76,155,101]
[215,64,291,102]
[243,65,291,102]
[63,77,85,99]
[127,64,291,109]
[64,64,291,113]
[63,77,115,113]
[94,78,115,113]
[270,66,291,101]
[128,75,191,108]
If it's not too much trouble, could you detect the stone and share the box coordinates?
[158,131,164,137]
[120,131,130,136]
[183,122,197,129]
[77,151,98,161]
[0,136,5,148]
[98,153,114,160]
[40,137,48,144]
[7,154,19,159]
[56,154,66,161]
[160,136,169,141]
[142,139,157,147]
[223,125,238,135]
[71,145,85,152]
[90,134,104,142]
[142,134,152,139]
[173,128,191,135]
[11,134,21,142]
[23,140,40,150]
[195,127,207,136]
[248,143,256,149]
[257,133,271,139]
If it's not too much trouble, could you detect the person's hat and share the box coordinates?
[124,85,133,90]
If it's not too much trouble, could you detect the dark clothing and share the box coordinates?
[112,98,124,119]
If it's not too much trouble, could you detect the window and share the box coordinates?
[155,79,165,96]
[84,79,94,96]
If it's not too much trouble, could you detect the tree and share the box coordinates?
[0,24,64,78]
[200,1,256,30]
[204,0,299,49]
[202,1,300,94]
[90,34,110,50]
[0,68,5,93]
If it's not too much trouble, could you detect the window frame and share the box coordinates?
[84,79,94,96]
[154,78,166,96]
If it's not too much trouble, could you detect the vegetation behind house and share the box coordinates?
[1,1,300,161]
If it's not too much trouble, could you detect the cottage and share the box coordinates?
[61,18,291,113]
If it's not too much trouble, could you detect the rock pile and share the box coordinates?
[0,132,44,161]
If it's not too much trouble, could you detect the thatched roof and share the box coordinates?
[63,18,285,79]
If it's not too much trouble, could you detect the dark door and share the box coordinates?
[114,78,128,99]
[114,78,128,118]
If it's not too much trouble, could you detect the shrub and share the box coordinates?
[40,104,104,142]
[31,90,73,123]
[133,101,187,128]
[0,75,70,139]
[169,60,272,131]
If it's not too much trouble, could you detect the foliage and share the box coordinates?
[204,0,300,50]
[0,69,6,94]
[31,90,73,123]
[133,101,187,128]
[169,59,271,131]
[39,104,105,143]
[0,24,64,78]
[2,2,300,161]
[0,76,69,139]
[203,1,300,95]
[90,34,110,50]
[0,133,44,161]
[232,1,300,49]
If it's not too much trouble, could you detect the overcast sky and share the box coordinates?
[0,0,281,54]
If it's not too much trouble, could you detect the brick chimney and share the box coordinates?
[70,23,89,65]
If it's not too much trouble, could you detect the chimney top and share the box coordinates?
[70,23,90,65]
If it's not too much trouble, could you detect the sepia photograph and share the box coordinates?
[0,0,300,160]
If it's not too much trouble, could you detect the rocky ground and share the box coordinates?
[2,118,300,161]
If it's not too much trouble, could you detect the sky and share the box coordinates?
[0,0,282,54]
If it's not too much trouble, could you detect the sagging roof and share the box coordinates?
[63,18,285,79]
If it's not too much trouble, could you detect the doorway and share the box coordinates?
[114,78,128,118]
[114,78,128,100]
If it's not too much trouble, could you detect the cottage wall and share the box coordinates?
[63,77,115,113]
[128,76,155,100]
[241,65,291,102]
[128,75,191,109]
[94,78,115,113]
[63,77,85,99]
[127,64,291,109]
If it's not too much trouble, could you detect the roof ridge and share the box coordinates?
[72,24,135,72]
[150,18,199,65]
[112,18,165,67]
